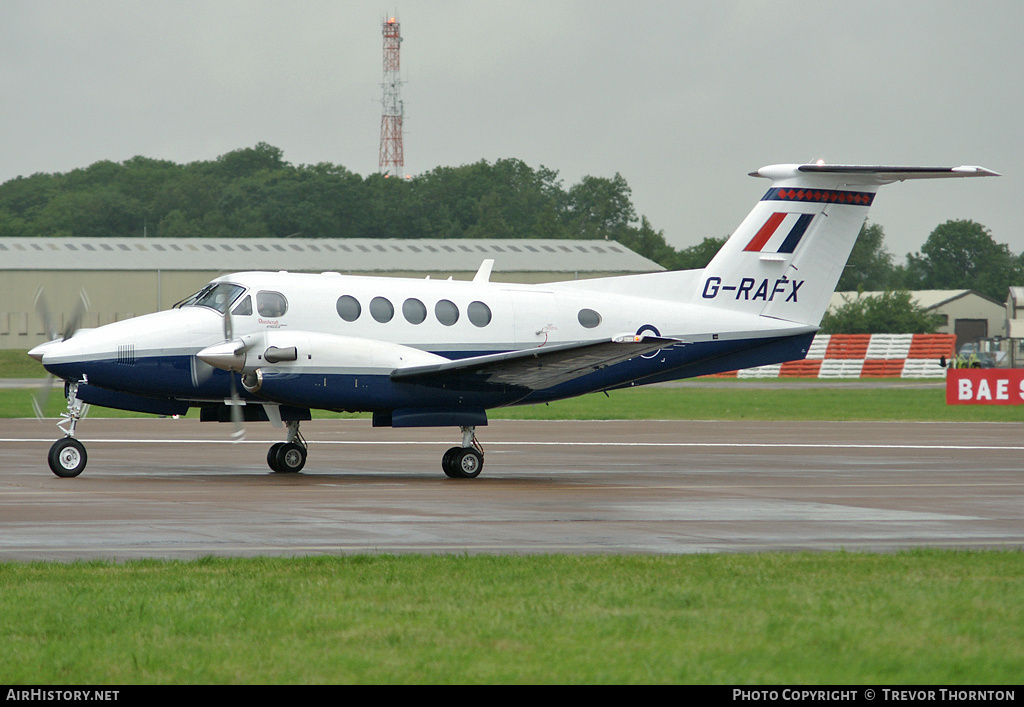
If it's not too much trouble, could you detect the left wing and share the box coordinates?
[391,335,682,392]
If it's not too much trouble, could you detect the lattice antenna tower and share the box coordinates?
[379,15,405,177]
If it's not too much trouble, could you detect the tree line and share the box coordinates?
[1,142,1020,332]
[0,142,688,261]
[0,142,763,272]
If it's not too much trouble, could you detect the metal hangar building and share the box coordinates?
[0,237,664,350]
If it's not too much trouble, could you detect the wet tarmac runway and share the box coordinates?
[1,417,1021,561]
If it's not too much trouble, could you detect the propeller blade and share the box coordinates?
[190,356,217,387]
[197,301,248,441]
[228,373,245,442]
[224,304,233,341]
[63,289,91,341]
[31,375,56,420]
[33,287,58,341]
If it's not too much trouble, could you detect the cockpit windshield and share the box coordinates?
[174,283,246,314]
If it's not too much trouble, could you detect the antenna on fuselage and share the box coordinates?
[473,259,494,283]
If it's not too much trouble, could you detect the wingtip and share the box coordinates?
[953,166,1001,177]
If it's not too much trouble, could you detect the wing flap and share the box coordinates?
[391,335,682,391]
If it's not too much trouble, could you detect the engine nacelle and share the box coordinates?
[249,330,448,374]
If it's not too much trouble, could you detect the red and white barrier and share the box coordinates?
[715,334,957,379]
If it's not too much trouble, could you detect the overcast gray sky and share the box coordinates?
[2,0,1020,260]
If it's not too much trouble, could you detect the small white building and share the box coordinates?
[1008,287,1024,338]
[1007,287,1024,367]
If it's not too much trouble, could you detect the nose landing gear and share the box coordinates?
[47,381,88,478]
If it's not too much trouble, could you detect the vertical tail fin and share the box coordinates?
[696,164,998,327]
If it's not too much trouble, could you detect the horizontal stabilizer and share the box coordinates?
[392,335,681,391]
[751,164,1000,184]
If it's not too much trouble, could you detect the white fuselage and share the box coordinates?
[32,267,814,415]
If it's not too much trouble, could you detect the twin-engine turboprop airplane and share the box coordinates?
[28,163,997,478]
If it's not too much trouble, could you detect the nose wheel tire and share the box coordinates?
[442,446,483,479]
[48,438,87,478]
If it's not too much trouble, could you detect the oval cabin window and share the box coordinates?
[468,301,492,327]
[336,295,361,322]
[435,299,459,326]
[403,298,427,324]
[370,296,394,323]
[578,308,602,328]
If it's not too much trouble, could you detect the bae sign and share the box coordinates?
[946,369,1024,405]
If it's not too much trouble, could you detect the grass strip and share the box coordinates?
[490,385,1024,422]
[1,551,1021,684]
[3,385,1021,422]
[0,350,46,378]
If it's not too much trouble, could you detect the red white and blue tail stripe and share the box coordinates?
[742,211,815,254]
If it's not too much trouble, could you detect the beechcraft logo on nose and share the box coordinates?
[743,212,814,253]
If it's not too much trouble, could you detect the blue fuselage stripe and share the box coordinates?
[43,331,815,415]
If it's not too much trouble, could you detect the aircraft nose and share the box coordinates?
[27,340,61,363]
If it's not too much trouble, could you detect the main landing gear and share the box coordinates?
[266,420,308,473]
[442,425,484,479]
[262,421,486,478]
[47,381,88,478]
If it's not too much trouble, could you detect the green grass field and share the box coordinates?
[0,349,46,378]
[4,381,1022,422]
[1,552,1022,684]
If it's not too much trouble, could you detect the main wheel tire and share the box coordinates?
[267,442,285,472]
[442,446,462,478]
[48,438,87,478]
[449,448,483,479]
[274,442,306,473]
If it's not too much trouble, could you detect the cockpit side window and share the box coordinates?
[231,295,253,316]
[179,283,246,314]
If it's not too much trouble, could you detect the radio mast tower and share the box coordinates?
[379,16,405,177]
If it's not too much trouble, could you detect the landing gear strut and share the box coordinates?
[47,381,88,478]
[442,425,484,479]
[267,420,307,473]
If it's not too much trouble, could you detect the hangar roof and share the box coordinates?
[0,237,663,274]
[830,289,1005,311]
